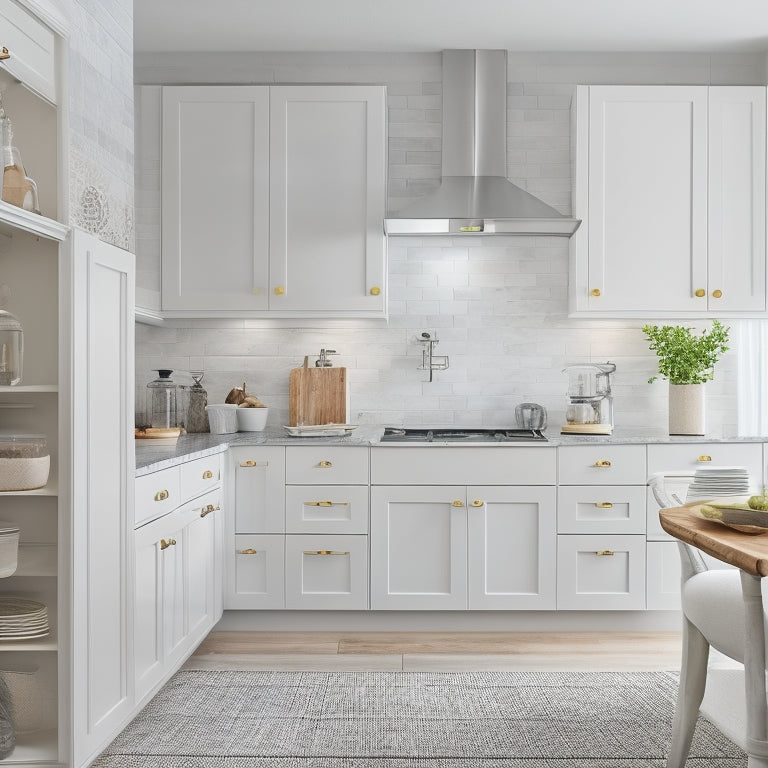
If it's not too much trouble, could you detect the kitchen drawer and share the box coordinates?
[558,445,646,485]
[232,446,285,533]
[285,534,368,610]
[285,485,369,534]
[227,534,285,609]
[557,485,646,534]
[371,446,556,485]
[0,0,57,103]
[135,466,181,527]
[556,534,645,610]
[180,453,222,501]
[647,442,763,486]
[286,446,369,485]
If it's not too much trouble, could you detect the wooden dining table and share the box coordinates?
[659,502,768,768]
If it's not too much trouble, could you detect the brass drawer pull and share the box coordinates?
[302,550,350,556]
[305,500,350,507]
[202,469,214,479]
[471,500,484,507]
[452,500,465,507]
[594,460,612,468]
[595,502,613,509]
[317,460,333,468]
[370,286,381,296]
[200,504,220,517]
[694,288,706,297]
[596,550,614,556]
[240,460,268,467]
[0,47,9,62]
[237,548,259,555]
[160,538,177,550]
[590,288,601,297]
[154,489,169,501]
[712,289,723,299]
[697,455,712,462]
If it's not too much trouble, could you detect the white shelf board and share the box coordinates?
[0,728,58,764]
[0,201,68,242]
[0,385,58,394]
[0,638,56,652]
[0,482,58,498]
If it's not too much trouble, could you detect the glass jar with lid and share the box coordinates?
[146,369,178,429]
[0,306,23,386]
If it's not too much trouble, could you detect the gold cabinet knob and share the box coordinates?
[595,502,614,509]
[154,489,169,502]
[240,459,268,468]
[712,289,722,298]
[697,455,712,462]
[317,460,333,468]
[452,500,465,507]
[0,47,9,62]
[160,538,177,551]
[596,550,614,556]
[590,288,601,297]
[274,286,285,295]
[302,550,350,556]
[200,504,219,517]
[471,500,484,507]
[202,470,213,479]
[594,459,612,468]
[237,548,258,555]
[370,286,381,296]
[695,288,706,297]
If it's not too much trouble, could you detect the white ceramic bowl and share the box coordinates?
[236,406,268,432]
[205,404,239,434]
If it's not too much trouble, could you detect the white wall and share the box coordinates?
[67,0,134,250]
[133,51,765,434]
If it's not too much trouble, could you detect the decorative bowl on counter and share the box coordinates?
[236,406,268,432]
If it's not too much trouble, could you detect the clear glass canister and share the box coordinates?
[146,369,177,428]
[0,308,23,386]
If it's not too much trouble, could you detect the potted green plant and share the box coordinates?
[642,320,730,435]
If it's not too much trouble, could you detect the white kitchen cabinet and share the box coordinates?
[161,84,386,318]
[557,534,646,610]
[231,446,285,534]
[646,541,683,611]
[370,485,468,610]
[285,534,368,610]
[369,448,557,611]
[230,534,285,609]
[570,85,766,318]
[70,230,135,766]
[134,483,223,705]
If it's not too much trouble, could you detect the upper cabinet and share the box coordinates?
[570,85,766,318]
[161,84,387,318]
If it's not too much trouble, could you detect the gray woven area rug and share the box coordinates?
[92,670,746,767]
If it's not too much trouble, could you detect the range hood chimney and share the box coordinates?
[385,50,580,237]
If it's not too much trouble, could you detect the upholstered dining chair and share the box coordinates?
[649,473,768,768]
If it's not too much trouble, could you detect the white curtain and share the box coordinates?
[736,320,768,436]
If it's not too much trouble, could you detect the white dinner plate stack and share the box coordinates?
[685,466,751,501]
[0,598,49,640]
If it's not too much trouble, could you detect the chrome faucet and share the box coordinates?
[418,332,449,382]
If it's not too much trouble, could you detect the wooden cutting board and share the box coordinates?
[289,358,347,427]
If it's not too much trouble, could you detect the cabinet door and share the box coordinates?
[162,86,270,311]
[227,534,285,609]
[467,486,556,610]
[70,230,135,764]
[708,86,766,312]
[370,486,467,610]
[269,86,386,314]
[231,446,285,533]
[574,85,708,314]
[646,541,681,611]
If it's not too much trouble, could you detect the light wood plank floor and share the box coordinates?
[186,631,688,672]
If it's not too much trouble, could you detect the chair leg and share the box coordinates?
[666,617,710,768]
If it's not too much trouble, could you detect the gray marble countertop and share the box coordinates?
[134,424,767,476]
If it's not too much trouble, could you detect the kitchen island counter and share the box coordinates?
[135,425,767,475]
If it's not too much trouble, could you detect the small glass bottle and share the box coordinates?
[0,94,40,214]
[146,369,177,429]
[0,285,22,386]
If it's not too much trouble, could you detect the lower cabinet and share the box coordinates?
[134,485,223,704]
[556,534,646,610]
[370,485,557,610]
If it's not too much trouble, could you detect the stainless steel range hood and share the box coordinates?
[385,50,580,237]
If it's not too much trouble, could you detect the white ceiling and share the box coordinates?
[134,0,768,55]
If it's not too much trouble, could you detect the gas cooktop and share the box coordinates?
[379,427,548,443]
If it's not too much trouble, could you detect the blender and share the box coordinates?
[561,362,616,434]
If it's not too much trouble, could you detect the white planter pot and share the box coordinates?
[669,383,706,435]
